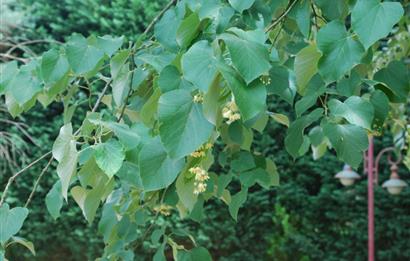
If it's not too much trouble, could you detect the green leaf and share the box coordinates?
[266,158,279,186]
[373,61,410,103]
[314,0,349,20]
[0,61,18,95]
[266,65,296,104]
[328,96,374,130]
[45,181,64,220]
[285,108,323,158]
[231,151,256,172]
[52,123,78,199]
[221,33,271,84]
[7,70,42,105]
[218,62,266,121]
[138,137,184,192]
[132,67,149,90]
[228,188,248,221]
[317,21,365,82]
[176,12,201,49]
[103,122,141,150]
[370,90,389,132]
[140,88,161,127]
[268,112,289,127]
[351,0,404,49]
[228,0,255,13]
[154,9,180,51]
[159,89,214,159]
[116,162,143,189]
[336,70,361,97]
[288,0,311,38]
[153,243,166,261]
[176,174,198,211]
[92,35,124,57]
[135,50,176,72]
[71,175,114,223]
[66,34,105,75]
[189,197,205,222]
[182,40,218,92]
[239,168,275,189]
[0,204,29,244]
[40,49,70,84]
[295,75,325,117]
[217,173,233,197]
[178,247,212,261]
[294,44,321,94]
[158,65,182,93]
[323,123,368,168]
[110,50,131,107]
[94,139,125,178]
[8,236,35,256]
[203,75,221,125]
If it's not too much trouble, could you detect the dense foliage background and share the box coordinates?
[1,0,409,260]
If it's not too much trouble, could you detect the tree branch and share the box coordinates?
[92,79,112,113]
[0,151,52,207]
[265,0,300,33]
[142,0,177,36]
[24,155,54,208]
[5,39,62,56]
[0,53,29,63]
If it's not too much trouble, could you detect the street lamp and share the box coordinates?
[335,165,360,186]
[382,163,408,195]
[334,137,408,261]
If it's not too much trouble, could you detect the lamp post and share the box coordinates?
[334,137,408,261]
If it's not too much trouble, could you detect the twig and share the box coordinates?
[265,0,300,32]
[0,53,29,63]
[24,155,54,208]
[92,79,112,112]
[5,39,62,56]
[133,187,169,250]
[0,151,52,207]
[142,0,177,36]
[73,78,113,136]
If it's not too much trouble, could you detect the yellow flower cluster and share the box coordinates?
[189,166,210,195]
[222,100,241,124]
[259,74,271,85]
[190,143,213,158]
[193,93,204,103]
[153,204,173,216]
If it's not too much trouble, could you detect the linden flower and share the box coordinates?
[204,143,213,149]
[189,166,210,195]
[222,100,241,125]
[259,75,271,85]
[226,113,241,125]
[191,150,206,158]
[190,143,214,158]
[193,182,207,195]
[153,204,173,216]
[193,93,204,103]
[222,107,232,118]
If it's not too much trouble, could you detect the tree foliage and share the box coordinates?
[0,0,409,260]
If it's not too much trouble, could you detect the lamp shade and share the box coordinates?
[335,165,360,186]
[382,164,408,195]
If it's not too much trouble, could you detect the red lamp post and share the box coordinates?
[335,136,408,261]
